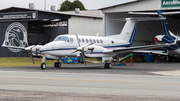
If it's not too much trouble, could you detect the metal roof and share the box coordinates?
[99,0,141,10]
[0,6,102,19]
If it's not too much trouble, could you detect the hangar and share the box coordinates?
[100,0,180,46]
[0,6,103,57]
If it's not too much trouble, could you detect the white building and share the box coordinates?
[100,0,180,46]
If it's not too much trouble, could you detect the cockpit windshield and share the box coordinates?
[54,36,68,42]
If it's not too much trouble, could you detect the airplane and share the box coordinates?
[2,17,174,70]
[129,11,180,59]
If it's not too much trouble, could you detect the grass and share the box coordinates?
[85,58,102,62]
[0,57,57,67]
[0,57,102,67]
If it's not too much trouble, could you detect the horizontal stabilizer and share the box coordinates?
[111,17,165,22]
[133,50,168,55]
[103,43,175,54]
[129,11,180,15]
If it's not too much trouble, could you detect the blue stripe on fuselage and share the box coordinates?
[40,44,131,53]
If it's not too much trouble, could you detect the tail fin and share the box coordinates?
[161,19,176,44]
[111,17,163,46]
[119,18,138,46]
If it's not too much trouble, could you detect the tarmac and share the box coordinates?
[0,62,180,101]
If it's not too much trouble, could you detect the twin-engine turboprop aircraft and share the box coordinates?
[2,17,174,70]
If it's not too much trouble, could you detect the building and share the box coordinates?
[0,6,103,57]
[100,0,180,46]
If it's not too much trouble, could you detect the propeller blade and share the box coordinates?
[71,50,78,54]
[84,43,94,48]
[29,52,35,64]
[18,50,27,56]
[81,52,86,65]
[76,35,80,46]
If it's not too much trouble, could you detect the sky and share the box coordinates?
[0,0,136,10]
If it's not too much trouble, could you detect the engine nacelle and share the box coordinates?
[154,35,164,42]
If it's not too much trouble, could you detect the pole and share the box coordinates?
[44,0,46,10]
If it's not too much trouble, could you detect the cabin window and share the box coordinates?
[86,39,89,43]
[112,41,114,44]
[54,36,68,42]
[89,39,92,43]
[82,38,85,43]
[78,38,81,43]
[100,39,103,44]
[67,39,69,42]
[69,38,74,43]
[93,39,96,43]
[97,39,99,44]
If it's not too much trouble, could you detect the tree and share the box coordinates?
[71,0,85,10]
[59,0,72,11]
[59,0,85,11]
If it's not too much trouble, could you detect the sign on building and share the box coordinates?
[162,0,180,8]
[0,11,38,22]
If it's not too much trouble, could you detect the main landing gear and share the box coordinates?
[54,61,61,68]
[40,53,62,70]
[104,63,112,69]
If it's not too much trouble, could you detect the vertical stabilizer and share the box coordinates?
[119,18,138,46]
[161,19,176,43]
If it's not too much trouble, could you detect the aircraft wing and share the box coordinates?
[103,43,172,54]
[132,50,168,55]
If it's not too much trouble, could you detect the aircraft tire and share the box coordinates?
[57,62,61,68]
[54,62,57,67]
[41,63,46,70]
[108,63,112,69]
[104,63,112,69]
[104,63,108,69]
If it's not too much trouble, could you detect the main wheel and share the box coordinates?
[57,62,61,68]
[54,62,57,67]
[108,63,112,69]
[41,63,46,70]
[104,63,108,69]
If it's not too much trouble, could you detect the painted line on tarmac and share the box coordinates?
[0,76,180,86]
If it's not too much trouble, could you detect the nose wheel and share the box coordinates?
[54,62,61,68]
[41,63,46,70]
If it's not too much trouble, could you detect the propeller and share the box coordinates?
[24,45,41,64]
[72,35,94,65]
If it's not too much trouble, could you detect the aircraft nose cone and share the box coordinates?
[153,37,158,42]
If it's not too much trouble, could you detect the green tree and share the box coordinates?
[59,0,72,11]
[71,0,85,10]
[59,0,85,11]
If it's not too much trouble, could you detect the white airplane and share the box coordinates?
[2,17,174,70]
[129,11,180,59]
